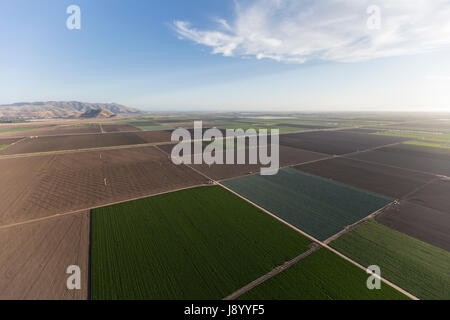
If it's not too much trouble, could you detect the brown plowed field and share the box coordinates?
[0,138,23,145]
[0,211,90,299]
[134,130,174,143]
[405,179,450,214]
[0,124,101,138]
[349,144,450,176]
[159,143,327,180]
[376,201,450,251]
[101,124,140,132]
[279,131,408,155]
[0,132,147,155]
[295,157,435,198]
[0,147,208,226]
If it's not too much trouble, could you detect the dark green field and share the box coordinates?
[90,186,312,299]
[240,248,408,300]
[331,220,450,300]
[222,168,393,241]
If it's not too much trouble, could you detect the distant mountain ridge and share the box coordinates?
[0,101,144,119]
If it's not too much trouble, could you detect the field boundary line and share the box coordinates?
[0,125,362,159]
[342,154,445,178]
[223,244,321,300]
[0,183,211,230]
[323,202,394,244]
[216,183,419,300]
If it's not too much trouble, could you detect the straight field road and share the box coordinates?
[223,244,321,300]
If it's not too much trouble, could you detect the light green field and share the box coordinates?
[403,140,450,149]
[240,248,408,300]
[0,126,47,133]
[331,220,450,300]
[90,186,312,300]
[0,145,6,149]
[376,131,450,143]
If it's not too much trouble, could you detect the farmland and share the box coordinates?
[376,201,450,251]
[375,131,450,144]
[0,211,90,299]
[0,146,208,226]
[90,186,312,299]
[239,249,408,300]
[349,143,450,176]
[296,157,435,198]
[222,168,393,241]
[331,220,450,300]
[0,132,149,155]
[405,179,450,213]
[279,130,408,155]
[1,112,449,301]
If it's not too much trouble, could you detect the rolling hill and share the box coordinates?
[0,101,144,119]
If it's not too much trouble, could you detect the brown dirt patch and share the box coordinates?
[0,147,208,226]
[296,157,435,198]
[376,201,450,251]
[0,211,90,299]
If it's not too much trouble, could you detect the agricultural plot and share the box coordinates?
[239,249,408,300]
[404,141,450,149]
[331,220,450,300]
[375,131,450,144]
[376,201,450,251]
[159,143,328,181]
[296,157,435,198]
[405,179,450,214]
[134,130,174,143]
[0,211,90,299]
[0,124,101,138]
[349,143,450,176]
[101,124,140,132]
[279,131,408,155]
[0,146,208,226]
[90,186,312,300]
[222,168,393,241]
[0,132,147,155]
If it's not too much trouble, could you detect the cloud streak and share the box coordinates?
[173,0,450,63]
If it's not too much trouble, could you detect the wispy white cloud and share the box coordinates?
[173,0,450,63]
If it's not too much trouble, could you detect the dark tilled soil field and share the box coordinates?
[158,143,327,181]
[0,132,148,155]
[101,124,140,132]
[376,201,450,251]
[405,179,450,214]
[0,137,23,145]
[296,157,435,198]
[279,131,408,155]
[349,144,450,176]
[0,147,208,226]
[0,211,90,299]
[134,130,174,143]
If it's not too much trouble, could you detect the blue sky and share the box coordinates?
[1,0,450,112]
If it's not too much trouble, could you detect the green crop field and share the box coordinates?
[0,145,6,149]
[331,220,450,300]
[0,126,47,133]
[90,186,312,300]
[403,140,450,149]
[240,248,408,300]
[375,131,450,144]
[222,168,393,241]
